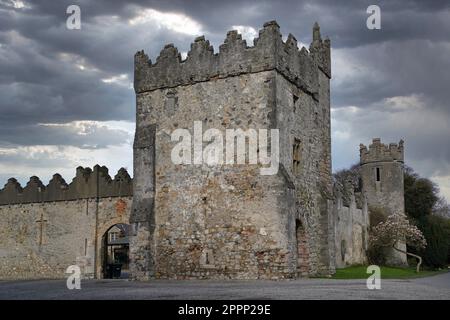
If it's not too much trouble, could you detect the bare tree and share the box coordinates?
[433,196,450,219]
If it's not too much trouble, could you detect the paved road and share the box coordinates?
[0,272,449,300]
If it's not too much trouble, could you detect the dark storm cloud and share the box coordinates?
[0,0,449,197]
[331,40,450,110]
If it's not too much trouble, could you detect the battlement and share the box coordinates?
[360,138,404,165]
[0,165,132,205]
[333,180,365,210]
[134,20,330,97]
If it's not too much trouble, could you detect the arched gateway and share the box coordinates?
[100,223,130,279]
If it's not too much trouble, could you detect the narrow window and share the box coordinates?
[84,238,87,256]
[358,177,363,191]
[293,94,299,108]
[376,167,381,182]
[201,249,214,267]
[293,138,301,175]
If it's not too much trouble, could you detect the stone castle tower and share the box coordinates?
[360,138,407,265]
[130,21,334,280]
[0,22,410,281]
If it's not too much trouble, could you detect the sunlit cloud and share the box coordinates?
[232,25,257,44]
[0,144,133,186]
[58,52,100,73]
[431,175,450,203]
[0,0,29,9]
[128,8,203,36]
[101,73,132,88]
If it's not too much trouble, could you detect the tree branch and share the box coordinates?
[392,244,423,273]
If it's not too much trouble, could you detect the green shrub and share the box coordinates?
[404,168,438,220]
[366,244,386,265]
[419,215,449,268]
[443,218,450,264]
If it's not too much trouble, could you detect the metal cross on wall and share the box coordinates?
[35,213,47,246]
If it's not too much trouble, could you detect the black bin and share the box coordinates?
[106,264,122,278]
[112,264,122,278]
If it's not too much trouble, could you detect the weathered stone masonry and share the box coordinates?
[131,21,335,279]
[0,166,132,279]
[333,181,369,268]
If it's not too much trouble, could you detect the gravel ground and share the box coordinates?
[0,271,449,300]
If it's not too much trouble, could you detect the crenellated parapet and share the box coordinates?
[360,138,404,165]
[333,180,366,210]
[0,165,132,205]
[134,20,331,98]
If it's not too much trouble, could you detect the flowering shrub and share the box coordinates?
[369,213,426,250]
[369,213,427,272]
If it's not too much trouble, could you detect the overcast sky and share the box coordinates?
[0,0,449,201]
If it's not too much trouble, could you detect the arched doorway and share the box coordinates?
[101,223,130,279]
[295,219,309,277]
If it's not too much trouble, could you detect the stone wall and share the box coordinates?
[135,70,295,279]
[0,166,132,280]
[132,20,334,279]
[274,68,333,276]
[333,182,369,268]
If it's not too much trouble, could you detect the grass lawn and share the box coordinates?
[331,265,449,279]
